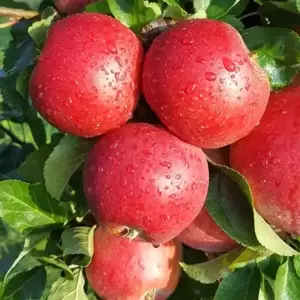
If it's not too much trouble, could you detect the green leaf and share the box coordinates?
[180,248,243,284]
[230,248,271,270]
[163,0,188,20]
[11,0,44,10]
[193,0,211,12]
[44,135,93,201]
[274,259,300,300]
[48,268,88,300]
[218,14,244,31]
[107,0,162,32]
[259,278,275,300]
[210,164,299,256]
[61,226,96,266]
[214,263,262,300]
[293,256,300,278]
[39,256,74,279]
[85,0,111,14]
[1,266,46,300]
[3,232,48,283]
[41,266,62,300]
[28,9,57,47]
[206,0,241,18]
[18,143,57,183]
[206,165,260,248]
[242,27,300,89]
[15,67,31,99]
[0,181,68,234]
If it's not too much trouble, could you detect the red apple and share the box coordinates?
[83,123,209,244]
[29,13,143,138]
[85,227,182,300]
[143,19,270,149]
[178,208,237,252]
[230,86,300,235]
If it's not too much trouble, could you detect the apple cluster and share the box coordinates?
[29,6,300,299]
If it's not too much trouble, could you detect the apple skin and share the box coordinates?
[85,227,182,300]
[54,0,98,13]
[83,123,209,244]
[142,19,270,149]
[29,13,143,138]
[230,86,300,235]
[177,208,237,252]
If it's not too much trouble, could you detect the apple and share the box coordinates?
[230,86,300,235]
[178,208,236,252]
[30,13,143,138]
[83,123,209,244]
[143,19,270,149]
[85,227,182,299]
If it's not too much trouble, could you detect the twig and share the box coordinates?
[0,6,39,20]
[0,123,26,146]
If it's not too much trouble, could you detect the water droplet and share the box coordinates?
[160,161,172,169]
[205,72,216,81]
[37,84,42,89]
[38,92,43,98]
[191,182,197,190]
[230,74,235,79]
[181,38,194,45]
[116,90,123,102]
[196,56,205,63]
[87,187,92,193]
[126,164,135,174]
[185,83,197,95]
[222,57,236,72]
[173,63,183,70]
[175,174,181,180]
[115,56,123,67]
[108,44,118,54]
[64,97,72,107]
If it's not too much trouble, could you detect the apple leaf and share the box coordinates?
[206,0,242,18]
[28,9,57,47]
[39,256,73,279]
[193,0,211,12]
[162,0,188,20]
[206,165,260,248]
[259,278,275,300]
[106,0,162,32]
[293,256,300,278]
[180,248,243,284]
[229,248,271,270]
[214,263,261,300]
[242,27,300,89]
[47,268,88,300]
[44,135,93,200]
[3,232,48,283]
[0,181,68,234]
[17,144,56,183]
[11,0,43,10]
[40,267,62,300]
[85,1,111,13]
[210,164,299,256]
[274,259,300,300]
[61,226,96,266]
[1,266,46,300]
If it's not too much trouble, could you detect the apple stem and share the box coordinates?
[0,6,39,20]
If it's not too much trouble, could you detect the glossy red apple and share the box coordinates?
[83,123,209,244]
[30,13,143,137]
[54,0,98,13]
[85,227,182,300]
[143,19,270,149]
[178,208,236,252]
[231,86,300,234]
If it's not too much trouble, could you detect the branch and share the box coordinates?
[0,124,26,146]
[0,6,39,20]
